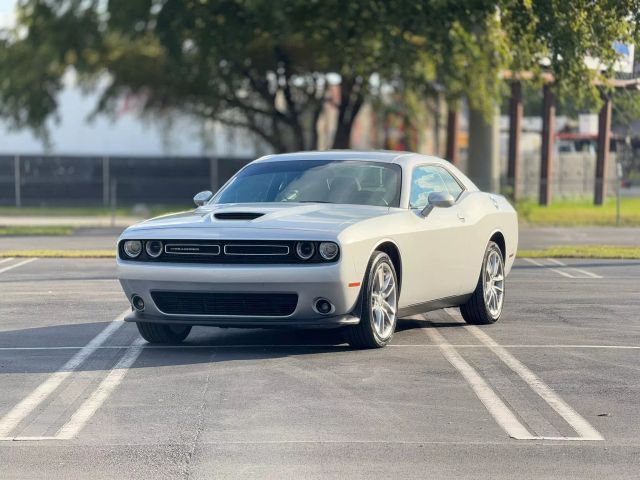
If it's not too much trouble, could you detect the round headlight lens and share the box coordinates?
[123,240,142,258]
[318,242,339,260]
[295,241,315,260]
[145,240,163,258]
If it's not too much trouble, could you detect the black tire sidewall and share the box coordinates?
[481,242,504,322]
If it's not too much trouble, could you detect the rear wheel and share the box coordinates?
[136,322,192,344]
[345,252,398,348]
[460,241,505,325]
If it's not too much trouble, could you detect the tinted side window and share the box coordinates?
[437,167,463,200]
[410,165,463,208]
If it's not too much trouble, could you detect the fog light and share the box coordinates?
[131,294,145,312]
[145,240,163,258]
[314,298,333,315]
[295,241,315,260]
[123,240,142,258]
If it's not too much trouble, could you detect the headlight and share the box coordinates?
[145,240,163,258]
[123,240,142,258]
[295,241,315,260]
[318,242,339,260]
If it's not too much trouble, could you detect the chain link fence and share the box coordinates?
[1,153,637,208]
[0,155,252,207]
[505,152,639,200]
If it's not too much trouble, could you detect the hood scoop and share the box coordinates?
[214,212,265,220]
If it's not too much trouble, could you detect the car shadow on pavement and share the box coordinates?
[0,315,463,374]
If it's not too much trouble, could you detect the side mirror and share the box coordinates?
[420,191,455,217]
[193,190,213,207]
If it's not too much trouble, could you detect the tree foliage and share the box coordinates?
[0,0,638,152]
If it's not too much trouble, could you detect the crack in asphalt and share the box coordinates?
[181,351,217,480]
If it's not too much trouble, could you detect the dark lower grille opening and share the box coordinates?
[151,291,298,317]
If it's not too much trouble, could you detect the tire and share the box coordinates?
[136,322,192,344]
[345,251,399,348]
[460,241,505,325]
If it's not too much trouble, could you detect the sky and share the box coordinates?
[0,0,15,29]
[0,0,264,156]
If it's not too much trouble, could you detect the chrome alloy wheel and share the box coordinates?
[483,249,504,318]
[370,262,397,339]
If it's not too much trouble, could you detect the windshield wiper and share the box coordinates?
[297,200,335,204]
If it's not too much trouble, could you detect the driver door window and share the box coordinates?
[410,166,463,208]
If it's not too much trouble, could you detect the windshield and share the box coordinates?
[214,160,402,207]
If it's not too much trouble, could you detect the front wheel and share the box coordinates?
[345,251,398,348]
[460,241,505,325]
[136,322,192,344]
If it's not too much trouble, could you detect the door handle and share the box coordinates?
[457,211,466,222]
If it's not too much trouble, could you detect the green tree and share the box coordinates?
[0,1,638,152]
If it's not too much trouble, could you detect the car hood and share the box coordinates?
[124,203,394,236]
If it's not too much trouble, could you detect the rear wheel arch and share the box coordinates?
[489,231,506,260]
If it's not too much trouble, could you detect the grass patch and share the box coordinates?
[0,226,74,236]
[519,245,640,259]
[516,197,640,226]
[0,249,115,258]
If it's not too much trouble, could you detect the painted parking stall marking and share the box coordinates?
[464,323,603,440]
[0,308,130,440]
[544,258,602,278]
[57,338,146,440]
[0,257,38,275]
[425,327,533,439]
[522,257,602,279]
[433,308,603,441]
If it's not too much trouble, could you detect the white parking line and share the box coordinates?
[521,257,602,279]
[1,344,639,351]
[425,327,534,440]
[0,309,129,437]
[57,338,145,440]
[0,258,38,275]
[0,257,15,265]
[464,324,603,441]
[522,257,576,278]
[545,258,602,278]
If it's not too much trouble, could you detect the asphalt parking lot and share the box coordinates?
[0,256,639,479]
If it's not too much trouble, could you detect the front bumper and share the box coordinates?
[123,310,359,328]
[117,259,362,327]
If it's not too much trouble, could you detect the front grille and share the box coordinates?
[223,244,289,256]
[119,240,338,264]
[151,291,298,317]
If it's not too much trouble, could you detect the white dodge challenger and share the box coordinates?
[117,151,518,348]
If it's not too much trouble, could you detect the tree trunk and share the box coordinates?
[331,76,364,149]
[332,124,351,149]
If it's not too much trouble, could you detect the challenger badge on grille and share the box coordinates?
[165,244,221,255]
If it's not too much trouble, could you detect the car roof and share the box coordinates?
[254,150,450,166]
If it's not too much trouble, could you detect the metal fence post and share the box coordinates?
[14,155,21,208]
[209,156,219,190]
[102,156,110,207]
[616,162,622,227]
[110,178,117,228]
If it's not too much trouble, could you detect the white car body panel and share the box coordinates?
[117,150,518,327]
